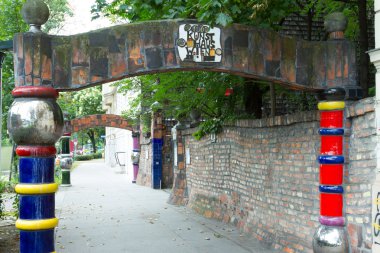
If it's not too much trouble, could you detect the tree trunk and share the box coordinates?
[358,0,369,97]
[307,9,313,41]
[244,80,263,119]
[87,130,97,153]
[270,83,276,117]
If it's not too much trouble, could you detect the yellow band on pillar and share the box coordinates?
[15,183,58,194]
[16,218,58,230]
[318,101,345,111]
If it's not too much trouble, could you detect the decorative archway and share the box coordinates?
[7,1,357,252]
[65,114,133,133]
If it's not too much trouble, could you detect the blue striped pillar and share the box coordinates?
[151,110,163,189]
[17,150,57,252]
[8,87,63,253]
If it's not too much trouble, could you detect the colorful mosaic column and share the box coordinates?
[8,87,63,253]
[152,109,163,189]
[131,131,140,183]
[313,88,348,253]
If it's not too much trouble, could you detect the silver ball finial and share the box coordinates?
[313,225,349,253]
[21,0,50,33]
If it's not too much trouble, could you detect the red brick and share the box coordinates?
[41,55,52,80]
[347,223,362,247]
[283,247,294,253]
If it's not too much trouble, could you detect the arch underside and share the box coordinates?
[13,19,359,97]
[66,114,132,133]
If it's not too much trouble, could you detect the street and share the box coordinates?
[55,160,278,253]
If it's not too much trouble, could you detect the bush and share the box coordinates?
[74,154,94,161]
[55,165,62,184]
[0,181,5,219]
[74,153,102,161]
[0,179,17,219]
[193,118,223,140]
[93,153,103,159]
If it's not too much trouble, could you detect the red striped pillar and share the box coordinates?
[313,88,348,253]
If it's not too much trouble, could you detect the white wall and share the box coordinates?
[102,83,136,182]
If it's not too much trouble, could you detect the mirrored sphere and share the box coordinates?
[60,157,73,170]
[8,98,63,145]
[313,225,349,253]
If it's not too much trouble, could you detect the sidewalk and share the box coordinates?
[55,160,278,253]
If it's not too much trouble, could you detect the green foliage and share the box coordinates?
[91,0,369,142]
[0,0,27,40]
[74,153,103,161]
[193,118,223,140]
[92,0,260,26]
[140,112,151,134]
[10,193,19,218]
[59,86,105,119]
[92,0,372,43]
[116,71,253,128]
[93,153,103,159]
[58,86,105,153]
[44,0,74,34]
[0,179,17,219]
[369,86,376,97]
[55,165,62,185]
[1,54,16,141]
[0,180,5,219]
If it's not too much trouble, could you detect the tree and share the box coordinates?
[92,0,374,97]
[117,70,271,139]
[58,86,105,153]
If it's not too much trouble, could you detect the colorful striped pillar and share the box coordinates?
[7,87,63,253]
[313,88,348,253]
[152,110,163,189]
[131,131,140,183]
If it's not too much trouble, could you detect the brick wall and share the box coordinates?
[345,97,376,253]
[137,131,174,189]
[181,112,320,252]
[170,98,376,253]
[162,127,174,189]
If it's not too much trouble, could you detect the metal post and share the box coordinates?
[0,52,5,169]
[131,131,140,183]
[60,135,72,187]
[61,114,73,187]
[0,41,13,163]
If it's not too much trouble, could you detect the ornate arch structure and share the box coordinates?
[13,20,360,96]
[7,1,358,252]
[65,114,133,133]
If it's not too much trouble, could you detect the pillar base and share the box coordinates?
[312,225,349,253]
